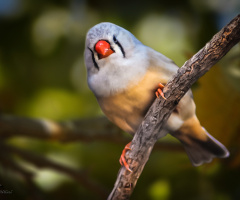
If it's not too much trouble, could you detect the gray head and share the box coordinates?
[84,22,148,97]
[84,22,142,72]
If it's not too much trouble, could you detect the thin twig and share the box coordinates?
[0,143,108,199]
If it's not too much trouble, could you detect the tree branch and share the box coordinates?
[108,14,240,200]
[0,115,121,142]
[0,115,183,152]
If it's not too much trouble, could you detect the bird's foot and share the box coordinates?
[119,142,132,172]
[155,83,166,100]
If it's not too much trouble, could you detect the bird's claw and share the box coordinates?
[119,142,132,172]
[155,83,166,100]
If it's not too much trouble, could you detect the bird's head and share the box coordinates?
[84,22,147,97]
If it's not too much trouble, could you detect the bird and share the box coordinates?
[84,22,229,172]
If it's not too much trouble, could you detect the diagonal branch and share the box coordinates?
[108,14,240,200]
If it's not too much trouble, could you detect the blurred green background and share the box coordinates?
[0,0,240,199]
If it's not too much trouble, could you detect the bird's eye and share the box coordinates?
[113,35,118,43]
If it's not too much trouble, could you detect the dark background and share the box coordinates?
[0,0,240,199]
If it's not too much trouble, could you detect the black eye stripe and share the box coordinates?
[113,35,125,58]
[113,35,118,43]
[88,47,99,70]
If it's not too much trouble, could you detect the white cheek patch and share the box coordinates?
[88,47,149,97]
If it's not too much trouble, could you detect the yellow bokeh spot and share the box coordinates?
[19,88,97,120]
[149,180,170,200]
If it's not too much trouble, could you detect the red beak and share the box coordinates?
[95,40,114,59]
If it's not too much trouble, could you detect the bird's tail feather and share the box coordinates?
[172,117,229,166]
[182,127,229,166]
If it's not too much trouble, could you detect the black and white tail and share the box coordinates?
[172,116,229,166]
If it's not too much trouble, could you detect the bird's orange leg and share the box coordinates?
[155,83,166,100]
[119,142,132,172]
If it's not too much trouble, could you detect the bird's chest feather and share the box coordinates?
[98,69,169,134]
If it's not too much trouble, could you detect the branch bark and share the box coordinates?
[108,14,240,200]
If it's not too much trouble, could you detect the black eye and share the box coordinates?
[113,35,118,43]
